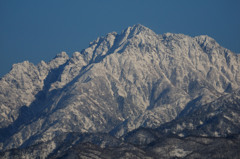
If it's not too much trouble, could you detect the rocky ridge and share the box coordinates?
[0,24,240,155]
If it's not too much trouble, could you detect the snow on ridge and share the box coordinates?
[1,24,240,151]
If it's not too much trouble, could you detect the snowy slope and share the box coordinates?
[1,132,240,159]
[123,88,240,145]
[0,24,240,151]
[157,88,240,137]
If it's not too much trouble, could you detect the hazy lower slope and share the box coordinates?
[0,24,239,152]
[123,89,240,145]
[157,88,240,137]
[1,132,240,159]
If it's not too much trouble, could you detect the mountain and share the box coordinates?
[1,131,240,158]
[123,88,240,144]
[157,88,240,137]
[0,24,240,157]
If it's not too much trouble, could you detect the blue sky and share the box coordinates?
[0,0,240,77]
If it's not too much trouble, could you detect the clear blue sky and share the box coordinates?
[0,0,240,77]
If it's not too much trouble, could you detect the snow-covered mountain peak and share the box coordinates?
[162,32,191,40]
[1,24,240,153]
[131,24,150,33]
[37,60,48,69]
[194,35,220,50]
[72,51,81,59]
[69,51,86,65]
[88,32,118,47]
[11,61,32,70]
[121,24,156,38]
[7,61,38,81]
[107,31,118,37]
[48,51,69,69]
[83,24,157,62]
[194,34,216,43]
[55,51,69,58]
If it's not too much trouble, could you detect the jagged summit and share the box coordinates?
[0,24,240,154]
[122,24,154,35]
[194,35,221,50]
[54,51,69,59]
[5,24,228,72]
[132,23,147,29]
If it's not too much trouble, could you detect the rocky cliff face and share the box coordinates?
[0,24,239,154]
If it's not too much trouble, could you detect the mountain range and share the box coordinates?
[0,24,240,158]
